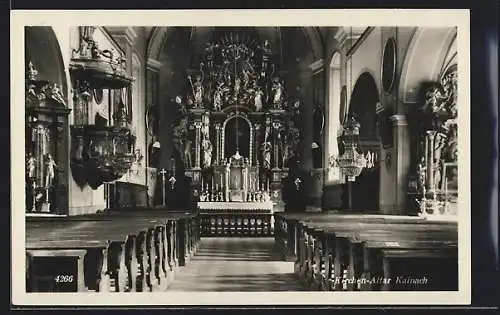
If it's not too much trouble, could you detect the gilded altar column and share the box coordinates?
[215,123,221,165]
[194,121,202,169]
[272,121,281,169]
[254,124,261,167]
[426,130,436,194]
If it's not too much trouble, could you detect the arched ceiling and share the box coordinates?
[147,26,324,68]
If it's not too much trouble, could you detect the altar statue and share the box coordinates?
[45,153,57,187]
[202,139,213,168]
[263,116,272,143]
[281,140,291,168]
[254,86,264,111]
[234,77,241,99]
[183,139,193,168]
[213,83,224,111]
[201,113,210,141]
[261,142,272,169]
[445,126,458,162]
[416,156,426,191]
[271,78,285,109]
[188,74,204,107]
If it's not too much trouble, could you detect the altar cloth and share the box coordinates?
[198,201,273,212]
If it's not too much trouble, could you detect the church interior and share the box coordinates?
[24,26,459,293]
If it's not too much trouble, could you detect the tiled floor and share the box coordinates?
[166,237,307,291]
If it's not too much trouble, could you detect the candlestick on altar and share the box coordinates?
[32,183,36,212]
[160,168,167,207]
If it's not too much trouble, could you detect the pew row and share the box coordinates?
[275,212,458,291]
[26,210,200,292]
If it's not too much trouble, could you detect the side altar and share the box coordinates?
[169,31,303,236]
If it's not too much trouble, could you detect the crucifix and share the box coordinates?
[159,168,168,207]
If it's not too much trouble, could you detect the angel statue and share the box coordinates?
[422,84,450,131]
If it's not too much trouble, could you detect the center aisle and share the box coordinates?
[166,237,307,291]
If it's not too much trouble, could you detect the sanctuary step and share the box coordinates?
[166,237,307,291]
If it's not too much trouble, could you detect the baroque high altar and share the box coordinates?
[171,32,302,206]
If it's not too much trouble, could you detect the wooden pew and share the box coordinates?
[27,224,151,292]
[26,245,107,292]
[276,213,458,291]
[26,211,199,292]
[301,221,457,291]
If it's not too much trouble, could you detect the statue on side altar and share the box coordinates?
[44,153,57,188]
[416,156,426,191]
[26,153,37,179]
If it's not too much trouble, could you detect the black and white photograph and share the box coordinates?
[11,9,471,306]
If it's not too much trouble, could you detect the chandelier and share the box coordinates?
[330,116,373,182]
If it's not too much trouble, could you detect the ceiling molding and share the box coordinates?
[147,58,163,70]
[308,59,324,73]
[346,27,375,57]
[106,26,138,48]
[335,27,370,52]
[333,28,347,46]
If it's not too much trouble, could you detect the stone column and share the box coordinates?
[391,114,410,214]
[194,121,202,169]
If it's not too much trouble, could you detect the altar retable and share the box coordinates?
[169,30,303,237]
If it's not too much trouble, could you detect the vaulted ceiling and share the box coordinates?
[146,27,330,71]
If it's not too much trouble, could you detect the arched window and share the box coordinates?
[326,52,342,182]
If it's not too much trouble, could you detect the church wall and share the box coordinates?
[37,27,150,215]
[157,28,192,171]
[281,28,322,205]
[319,26,453,214]
[320,32,344,210]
